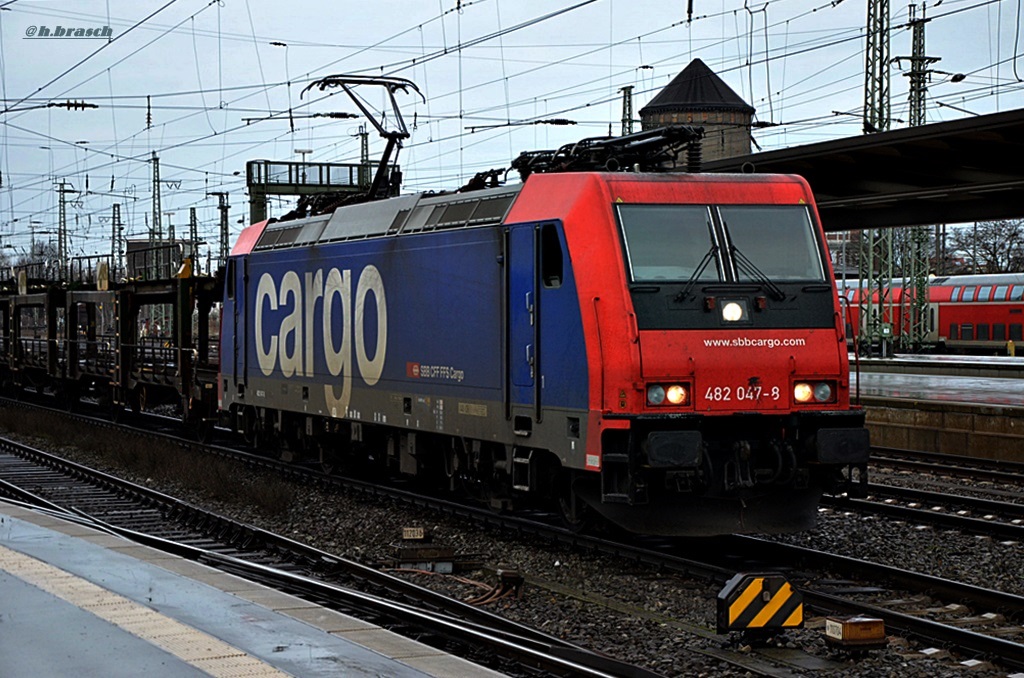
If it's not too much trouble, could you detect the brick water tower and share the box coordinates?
[640,58,754,162]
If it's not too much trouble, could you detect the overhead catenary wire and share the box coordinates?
[2,0,182,115]
[0,0,1018,254]
[5,1,604,205]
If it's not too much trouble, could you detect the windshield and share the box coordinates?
[719,205,826,282]
[617,204,720,282]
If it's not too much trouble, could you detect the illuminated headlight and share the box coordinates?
[647,383,689,406]
[722,301,745,322]
[665,384,689,405]
[794,381,836,403]
[720,299,749,323]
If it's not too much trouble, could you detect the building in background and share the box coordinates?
[639,58,755,162]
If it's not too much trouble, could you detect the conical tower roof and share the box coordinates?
[639,58,754,116]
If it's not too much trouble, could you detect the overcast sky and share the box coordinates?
[0,0,1020,261]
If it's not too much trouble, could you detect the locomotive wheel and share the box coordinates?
[278,438,296,463]
[557,473,593,533]
[251,425,270,453]
[241,407,258,446]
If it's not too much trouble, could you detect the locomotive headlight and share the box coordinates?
[665,384,689,405]
[647,383,689,406]
[794,381,835,404]
[722,301,745,322]
[720,299,749,323]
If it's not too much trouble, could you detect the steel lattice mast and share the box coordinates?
[858,0,894,355]
[207,191,230,267]
[189,207,199,275]
[55,180,80,279]
[111,203,122,281]
[620,85,634,135]
[898,4,938,350]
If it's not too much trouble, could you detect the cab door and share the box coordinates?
[223,257,248,391]
[507,225,539,423]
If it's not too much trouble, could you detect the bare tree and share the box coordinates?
[888,226,936,276]
[948,220,1024,273]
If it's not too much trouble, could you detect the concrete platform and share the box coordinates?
[853,371,1024,409]
[855,353,1024,379]
[0,500,507,678]
[851,371,1024,459]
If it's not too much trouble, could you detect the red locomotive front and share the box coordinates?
[509,172,868,535]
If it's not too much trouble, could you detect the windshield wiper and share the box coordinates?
[675,245,718,302]
[730,246,786,301]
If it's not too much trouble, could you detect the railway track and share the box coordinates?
[723,536,1024,666]
[4,400,1024,673]
[854,444,1024,539]
[821,484,1024,541]
[0,434,657,678]
[871,445,1024,485]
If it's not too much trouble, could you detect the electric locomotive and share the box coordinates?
[220,150,868,535]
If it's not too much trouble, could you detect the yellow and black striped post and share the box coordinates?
[716,573,803,633]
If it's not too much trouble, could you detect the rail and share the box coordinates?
[0,434,660,678]
[7,399,1024,674]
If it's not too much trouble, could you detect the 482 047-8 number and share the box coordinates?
[704,385,781,402]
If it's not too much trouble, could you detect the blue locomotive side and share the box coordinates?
[221,217,590,457]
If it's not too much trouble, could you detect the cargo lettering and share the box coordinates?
[254,264,387,416]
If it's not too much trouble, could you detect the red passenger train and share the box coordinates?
[839,273,1024,353]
